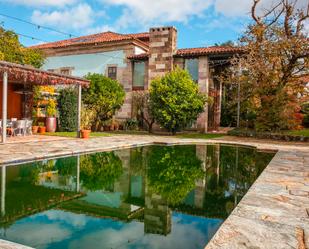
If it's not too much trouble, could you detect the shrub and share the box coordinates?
[83,73,125,130]
[81,105,96,130]
[57,87,77,131]
[46,99,57,117]
[301,102,309,128]
[132,91,155,132]
[149,68,207,134]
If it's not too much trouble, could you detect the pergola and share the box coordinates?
[0,60,90,143]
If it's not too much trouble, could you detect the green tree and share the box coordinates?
[0,27,45,68]
[57,88,78,131]
[149,68,207,134]
[83,73,125,129]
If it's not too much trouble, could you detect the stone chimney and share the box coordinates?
[148,26,177,84]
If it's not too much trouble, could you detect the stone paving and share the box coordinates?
[0,239,34,249]
[0,134,308,249]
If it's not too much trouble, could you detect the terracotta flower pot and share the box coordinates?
[39,126,46,134]
[81,129,91,139]
[46,117,57,132]
[32,126,39,134]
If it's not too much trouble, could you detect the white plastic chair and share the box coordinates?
[13,120,26,136]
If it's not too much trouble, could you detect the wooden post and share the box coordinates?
[236,80,240,128]
[2,71,8,144]
[77,84,82,138]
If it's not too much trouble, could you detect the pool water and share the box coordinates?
[0,144,274,249]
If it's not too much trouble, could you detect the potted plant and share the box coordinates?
[80,106,95,139]
[32,120,39,134]
[46,99,57,132]
[38,122,46,134]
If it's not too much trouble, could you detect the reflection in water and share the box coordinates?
[0,144,274,249]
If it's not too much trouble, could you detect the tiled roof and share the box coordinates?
[127,46,243,60]
[30,31,149,50]
[175,46,244,56]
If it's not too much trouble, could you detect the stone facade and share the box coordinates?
[38,26,234,132]
[148,27,177,84]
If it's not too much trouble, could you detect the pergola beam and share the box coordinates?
[1,71,8,144]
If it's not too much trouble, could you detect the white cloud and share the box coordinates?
[214,0,309,17]
[214,0,252,17]
[85,24,116,35]
[99,0,309,30]
[31,3,94,30]
[2,0,76,7]
[100,0,214,28]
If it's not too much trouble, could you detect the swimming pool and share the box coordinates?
[0,144,274,249]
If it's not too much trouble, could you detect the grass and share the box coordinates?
[42,130,224,139]
[176,133,224,139]
[285,129,309,137]
[43,132,112,138]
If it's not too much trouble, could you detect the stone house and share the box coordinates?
[32,26,241,132]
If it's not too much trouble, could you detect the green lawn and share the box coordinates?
[176,133,224,139]
[43,132,112,138]
[285,129,309,137]
[42,131,224,139]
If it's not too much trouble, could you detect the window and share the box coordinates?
[185,58,199,82]
[133,62,145,88]
[108,66,117,80]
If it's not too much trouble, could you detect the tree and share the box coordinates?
[57,88,78,131]
[83,73,125,129]
[214,40,235,47]
[149,68,207,134]
[132,90,155,132]
[221,0,309,131]
[0,27,45,68]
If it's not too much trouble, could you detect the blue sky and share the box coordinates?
[0,0,307,48]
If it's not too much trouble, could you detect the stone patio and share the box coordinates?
[0,134,308,249]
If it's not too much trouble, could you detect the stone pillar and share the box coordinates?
[148,26,177,85]
[196,57,210,133]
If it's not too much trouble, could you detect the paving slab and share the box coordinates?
[0,239,34,249]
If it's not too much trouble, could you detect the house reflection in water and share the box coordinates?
[0,145,274,248]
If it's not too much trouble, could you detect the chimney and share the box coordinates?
[148,26,177,84]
